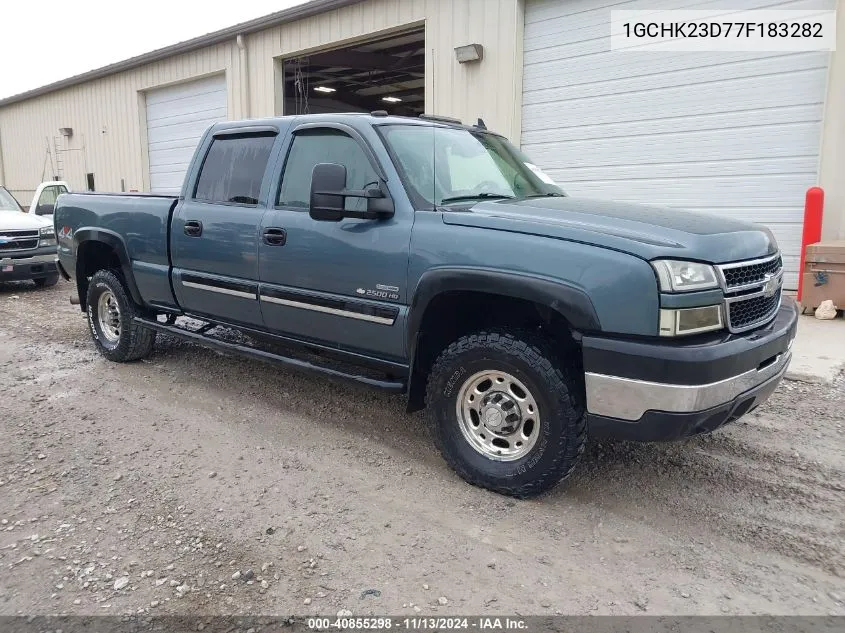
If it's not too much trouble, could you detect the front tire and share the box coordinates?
[86,269,156,362]
[426,330,586,498]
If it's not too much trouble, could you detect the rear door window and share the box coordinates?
[194,133,276,205]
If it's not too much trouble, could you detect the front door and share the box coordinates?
[170,131,276,326]
[258,125,412,362]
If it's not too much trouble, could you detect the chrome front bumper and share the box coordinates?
[585,348,792,422]
[0,253,57,267]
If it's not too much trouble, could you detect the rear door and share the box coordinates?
[170,129,277,326]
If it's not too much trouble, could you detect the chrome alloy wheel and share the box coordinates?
[97,290,122,343]
[456,370,540,461]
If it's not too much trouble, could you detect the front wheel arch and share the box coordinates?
[405,271,596,413]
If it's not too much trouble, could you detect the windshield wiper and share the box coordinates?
[524,192,565,198]
[440,193,516,204]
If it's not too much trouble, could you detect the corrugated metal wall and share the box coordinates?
[0,0,522,200]
[244,0,523,137]
[0,43,242,202]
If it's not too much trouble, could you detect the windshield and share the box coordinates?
[0,187,24,212]
[379,125,564,208]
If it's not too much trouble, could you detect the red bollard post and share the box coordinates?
[798,186,824,303]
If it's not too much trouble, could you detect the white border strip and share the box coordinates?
[610,9,837,52]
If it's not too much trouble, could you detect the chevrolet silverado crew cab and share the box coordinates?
[54,113,797,497]
[1,185,59,287]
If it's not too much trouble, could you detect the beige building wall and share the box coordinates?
[0,41,246,203]
[0,0,523,203]
[244,0,523,139]
[818,0,845,241]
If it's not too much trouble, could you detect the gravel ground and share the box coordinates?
[0,280,843,617]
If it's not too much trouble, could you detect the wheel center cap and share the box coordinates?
[480,391,521,433]
[483,407,504,429]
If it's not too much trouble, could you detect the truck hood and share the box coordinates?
[441,197,778,263]
[0,211,51,231]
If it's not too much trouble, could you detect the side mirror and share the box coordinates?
[309,163,346,222]
[309,162,395,222]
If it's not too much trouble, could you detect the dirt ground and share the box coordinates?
[0,280,843,618]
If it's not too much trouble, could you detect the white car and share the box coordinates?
[0,185,60,287]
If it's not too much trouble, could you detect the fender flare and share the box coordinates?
[73,228,144,308]
[403,267,601,412]
[407,267,601,352]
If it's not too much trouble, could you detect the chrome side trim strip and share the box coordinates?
[260,294,395,325]
[585,350,792,421]
[182,281,256,300]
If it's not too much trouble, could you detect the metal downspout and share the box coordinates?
[237,35,251,118]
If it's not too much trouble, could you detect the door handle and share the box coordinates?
[184,220,203,237]
[263,228,287,246]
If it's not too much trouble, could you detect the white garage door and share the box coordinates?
[146,75,228,194]
[521,0,833,289]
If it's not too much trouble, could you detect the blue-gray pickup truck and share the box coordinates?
[54,112,798,497]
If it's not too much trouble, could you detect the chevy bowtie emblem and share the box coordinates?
[762,273,779,298]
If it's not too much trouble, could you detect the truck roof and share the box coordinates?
[208,112,495,136]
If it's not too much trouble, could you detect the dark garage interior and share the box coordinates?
[283,28,425,117]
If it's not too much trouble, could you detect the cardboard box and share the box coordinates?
[802,240,845,311]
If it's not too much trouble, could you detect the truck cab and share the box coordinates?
[29,181,70,217]
[54,113,798,497]
[0,185,59,287]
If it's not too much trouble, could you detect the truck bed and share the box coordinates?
[55,192,179,309]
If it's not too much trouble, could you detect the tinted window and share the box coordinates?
[278,130,378,212]
[194,134,275,205]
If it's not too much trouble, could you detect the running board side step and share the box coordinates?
[134,317,406,393]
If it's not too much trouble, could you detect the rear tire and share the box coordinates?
[33,274,59,288]
[425,330,586,498]
[86,269,156,362]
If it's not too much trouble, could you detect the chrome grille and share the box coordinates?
[726,292,780,330]
[0,229,39,252]
[719,253,782,290]
[717,253,783,333]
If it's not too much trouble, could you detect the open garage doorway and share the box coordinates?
[282,28,425,117]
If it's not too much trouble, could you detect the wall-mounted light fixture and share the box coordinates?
[59,127,73,138]
[454,44,484,64]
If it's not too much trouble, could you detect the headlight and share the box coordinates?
[659,306,723,337]
[39,226,56,246]
[652,260,719,292]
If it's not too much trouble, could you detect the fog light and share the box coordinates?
[659,305,723,337]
